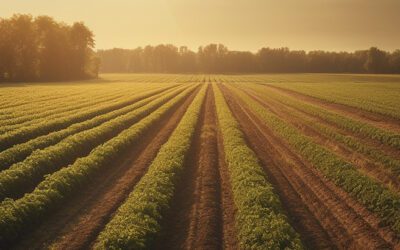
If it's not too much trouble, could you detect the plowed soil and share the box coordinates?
[220,84,400,249]
[263,84,400,133]
[11,87,199,250]
[153,86,238,250]
[238,86,400,192]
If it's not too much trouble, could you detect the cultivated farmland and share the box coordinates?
[0,73,399,249]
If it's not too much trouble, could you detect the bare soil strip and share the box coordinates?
[240,87,400,193]
[185,86,223,250]
[262,84,400,133]
[11,88,198,250]
[153,86,227,250]
[221,85,400,249]
[216,133,239,250]
[246,86,400,161]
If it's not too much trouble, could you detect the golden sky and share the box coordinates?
[2,0,400,52]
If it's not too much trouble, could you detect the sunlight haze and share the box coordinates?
[2,0,400,51]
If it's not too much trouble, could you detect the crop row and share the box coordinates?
[0,86,183,171]
[0,83,163,118]
[0,86,146,127]
[0,89,84,110]
[213,84,302,249]
[0,85,193,200]
[230,85,400,235]
[235,85,400,178]
[0,90,138,133]
[94,84,207,249]
[0,90,85,119]
[0,84,115,111]
[0,85,197,245]
[288,104,400,178]
[0,85,178,151]
[264,82,400,120]
[242,84,400,150]
[0,82,152,115]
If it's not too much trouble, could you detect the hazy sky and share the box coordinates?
[2,0,400,52]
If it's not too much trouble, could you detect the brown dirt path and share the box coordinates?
[262,84,400,133]
[216,133,239,250]
[11,87,199,250]
[261,84,400,133]
[153,85,233,250]
[244,85,400,161]
[239,86,400,193]
[220,85,400,249]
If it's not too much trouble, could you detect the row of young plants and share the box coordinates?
[94,85,207,249]
[0,85,173,132]
[0,86,183,171]
[264,82,400,120]
[213,84,303,250]
[243,84,400,150]
[0,85,177,151]
[0,85,198,246]
[0,85,193,200]
[0,84,114,113]
[0,87,141,128]
[0,83,164,118]
[0,89,83,110]
[235,85,400,179]
[230,85,400,235]
[0,89,89,120]
[0,90,135,133]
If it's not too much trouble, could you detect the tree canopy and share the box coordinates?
[98,45,400,74]
[0,14,99,82]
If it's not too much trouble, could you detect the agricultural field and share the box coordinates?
[0,73,399,249]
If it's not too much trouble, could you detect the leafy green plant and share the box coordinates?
[213,84,302,250]
[0,84,197,245]
[95,85,207,249]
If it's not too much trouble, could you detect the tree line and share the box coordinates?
[98,44,400,74]
[0,14,99,82]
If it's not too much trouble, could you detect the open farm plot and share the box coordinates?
[0,74,399,249]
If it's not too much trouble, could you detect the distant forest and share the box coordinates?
[1,15,400,83]
[98,44,400,74]
[0,15,99,82]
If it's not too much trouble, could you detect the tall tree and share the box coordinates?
[0,15,98,82]
[364,47,389,73]
[69,22,95,78]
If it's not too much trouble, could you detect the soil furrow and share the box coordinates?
[245,85,400,161]
[240,87,400,193]
[263,84,400,133]
[216,125,239,250]
[186,86,223,250]
[153,85,224,250]
[220,85,400,249]
[11,88,198,250]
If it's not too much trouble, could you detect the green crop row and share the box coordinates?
[0,85,113,117]
[0,85,192,200]
[0,84,197,246]
[0,89,84,110]
[0,85,175,151]
[291,107,400,178]
[243,84,400,150]
[263,81,400,120]
[0,94,130,134]
[0,91,84,120]
[0,87,135,128]
[213,84,303,250]
[94,85,207,249]
[0,83,168,121]
[0,86,182,171]
[230,86,400,235]
[235,85,400,179]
